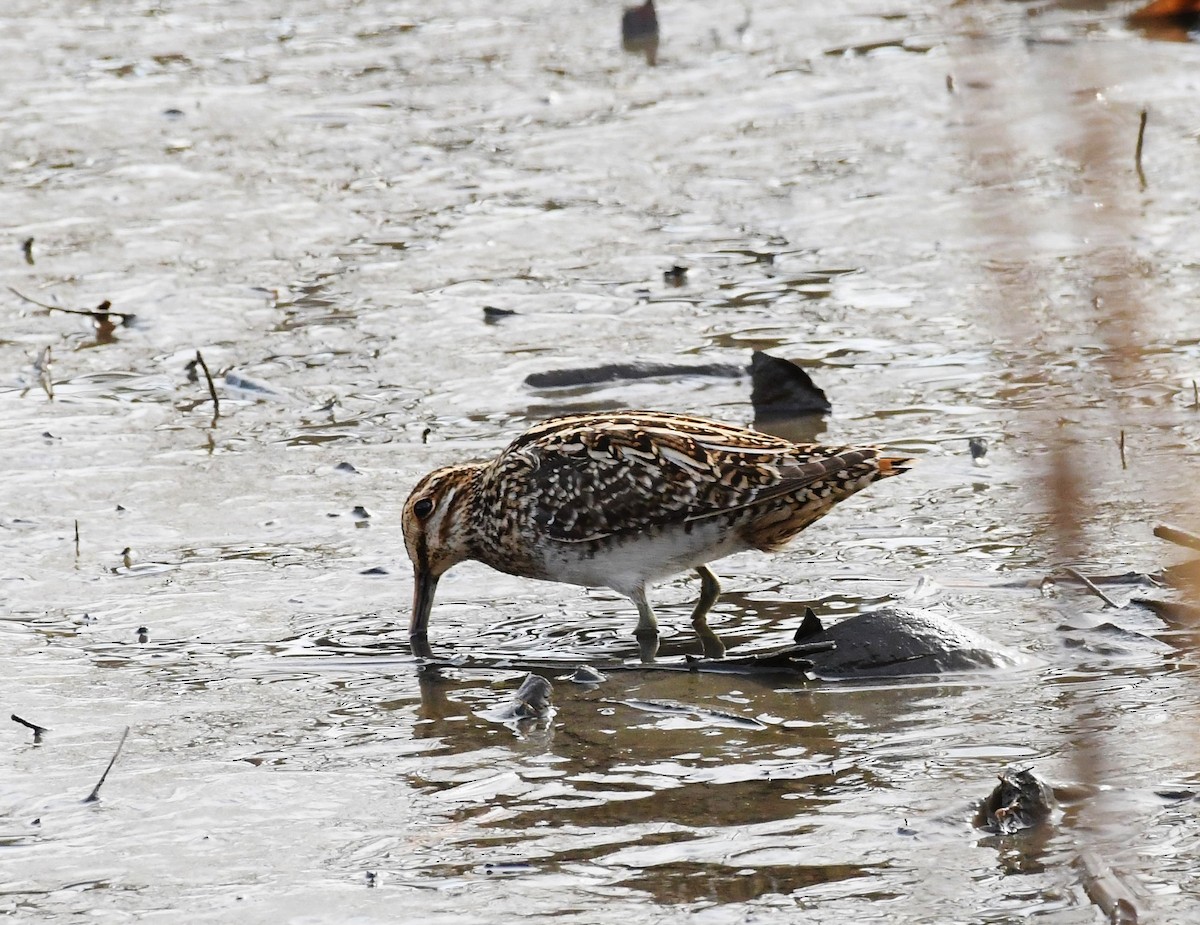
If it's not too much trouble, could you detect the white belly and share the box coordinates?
[534,521,750,598]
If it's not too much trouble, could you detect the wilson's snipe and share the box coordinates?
[403,411,910,661]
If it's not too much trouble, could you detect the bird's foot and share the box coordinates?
[409,632,433,660]
[634,629,660,663]
[698,631,726,660]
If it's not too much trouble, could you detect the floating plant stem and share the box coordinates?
[1135,108,1147,189]
[1061,566,1121,609]
[193,350,220,422]
[84,726,130,804]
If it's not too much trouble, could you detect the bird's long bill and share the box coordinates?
[410,565,439,642]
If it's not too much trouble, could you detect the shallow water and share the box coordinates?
[4,0,1200,921]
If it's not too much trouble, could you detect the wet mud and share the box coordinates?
[5,1,1200,922]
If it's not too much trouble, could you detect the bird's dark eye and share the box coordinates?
[413,498,434,519]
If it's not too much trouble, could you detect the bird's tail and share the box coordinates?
[876,454,913,477]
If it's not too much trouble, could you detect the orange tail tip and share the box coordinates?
[877,455,914,475]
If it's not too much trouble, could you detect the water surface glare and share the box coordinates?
[4,0,1200,922]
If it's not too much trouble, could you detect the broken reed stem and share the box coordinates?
[74,519,80,556]
[85,726,130,803]
[193,350,220,421]
[1074,852,1139,925]
[11,713,48,744]
[1135,109,1147,189]
[1118,430,1126,470]
[1192,380,1198,410]
[1153,523,1200,553]
[1061,566,1121,609]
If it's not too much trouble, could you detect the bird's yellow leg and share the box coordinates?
[630,587,660,663]
[691,566,726,659]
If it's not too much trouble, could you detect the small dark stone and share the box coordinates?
[622,0,659,65]
[351,505,371,520]
[493,674,554,720]
[360,566,389,576]
[968,436,988,460]
[483,305,517,318]
[663,265,688,287]
[137,626,149,643]
[334,461,360,474]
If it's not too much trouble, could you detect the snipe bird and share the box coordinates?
[403,411,910,661]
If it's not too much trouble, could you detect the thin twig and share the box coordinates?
[1061,566,1122,609]
[11,713,48,744]
[35,346,53,400]
[1192,380,1198,410]
[22,238,34,266]
[193,350,220,421]
[1153,524,1200,553]
[1135,109,1148,190]
[8,287,135,324]
[74,519,80,557]
[1118,430,1126,470]
[84,726,130,803]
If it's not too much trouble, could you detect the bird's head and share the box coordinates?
[402,463,482,645]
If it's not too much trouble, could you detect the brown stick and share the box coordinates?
[1135,109,1147,189]
[1153,524,1200,552]
[1074,851,1140,925]
[74,519,80,557]
[1118,430,1126,470]
[1061,566,1121,609]
[84,726,130,803]
[193,350,220,421]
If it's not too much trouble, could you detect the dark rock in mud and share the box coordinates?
[977,768,1055,835]
[524,350,831,419]
[796,607,1029,677]
[749,350,831,417]
[493,673,553,721]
